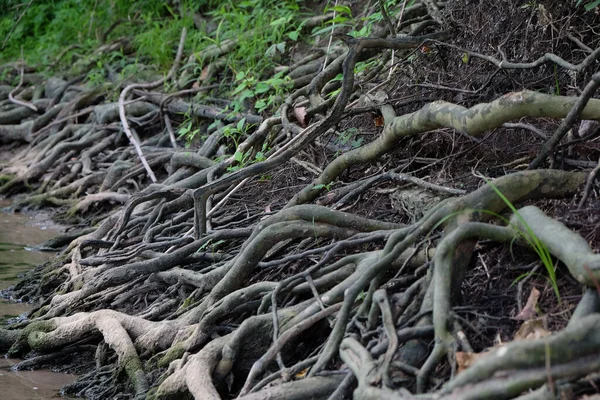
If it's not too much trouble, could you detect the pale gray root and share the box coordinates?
[290,90,600,205]
[420,205,600,392]
[92,101,159,124]
[4,310,188,398]
[440,314,600,398]
[0,120,32,143]
[237,376,344,400]
[155,314,275,400]
[310,169,587,377]
[511,205,600,286]
[340,337,407,400]
[68,192,130,214]
[418,222,515,392]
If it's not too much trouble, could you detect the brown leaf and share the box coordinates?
[456,350,491,374]
[515,287,540,320]
[295,367,309,378]
[373,115,384,127]
[513,319,551,341]
[293,106,308,127]
[200,65,211,81]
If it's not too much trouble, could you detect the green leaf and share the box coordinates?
[288,31,299,41]
[327,88,341,99]
[233,82,247,95]
[585,0,600,10]
[234,150,244,162]
[311,25,337,36]
[255,82,270,94]
[326,5,352,16]
[326,15,351,24]
[239,89,255,101]
[236,117,246,131]
[351,138,363,148]
[255,99,267,112]
[349,25,370,38]
[270,16,288,26]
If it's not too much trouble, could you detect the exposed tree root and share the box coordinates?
[1,1,600,399]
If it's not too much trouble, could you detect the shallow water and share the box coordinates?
[0,200,79,399]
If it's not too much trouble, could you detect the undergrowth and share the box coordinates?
[1,0,314,143]
[0,0,307,75]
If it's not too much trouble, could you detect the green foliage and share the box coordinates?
[0,0,180,66]
[187,0,305,76]
[177,112,202,146]
[232,70,292,114]
[219,117,268,173]
[576,0,600,11]
[312,182,333,191]
[1,0,312,141]
[335,127,363,152]
[190,0,302,116]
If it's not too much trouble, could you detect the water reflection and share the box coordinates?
[0,200,78,399]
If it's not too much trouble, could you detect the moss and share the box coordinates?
[7,319,56,356]
[31,305,50,318]
[120,355,147,394]
[158,344,185,368]
[0,174,13,185]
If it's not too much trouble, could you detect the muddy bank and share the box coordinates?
[0,357,77,400]
[0,200,78,400]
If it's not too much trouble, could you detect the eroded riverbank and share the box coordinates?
[0,200,78,399]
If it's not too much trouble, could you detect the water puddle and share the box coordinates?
[0,358,77,400]
[0,200,79,399]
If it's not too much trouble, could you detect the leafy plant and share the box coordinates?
[223,117,249,148]
[1,0,177,67]
[177,111,201,146]
[200,0,303,75]
[312,182,333,191]
[311,3,353,37]
[336,127,363,150]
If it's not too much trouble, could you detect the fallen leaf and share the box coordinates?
[200,65,211,81]
[295,367,309,378]
[293,106,308,127]
[515,287,540,320]
[514,319,550,341]
[456,350,492,374]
